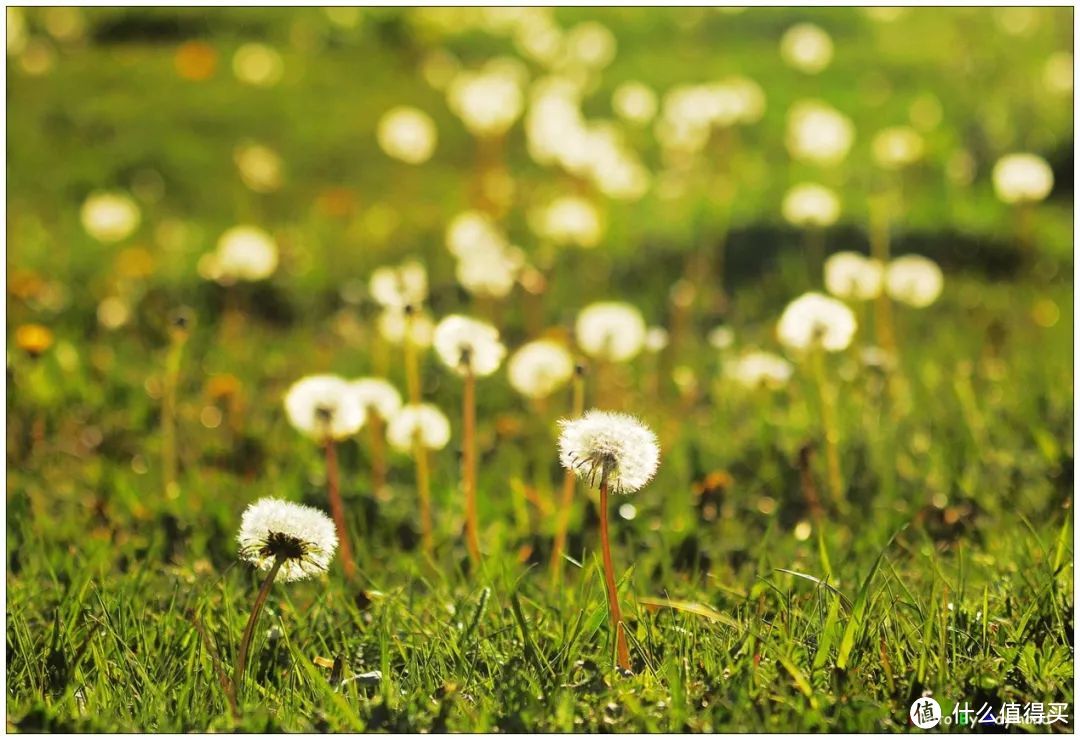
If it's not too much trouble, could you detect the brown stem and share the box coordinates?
[325,440,356,579]
[233,556,284,709]
[549,370,586,586]
[368,413,388,501]
[462,368,481,564]
[414,438,434,556]
[599,474,631,672]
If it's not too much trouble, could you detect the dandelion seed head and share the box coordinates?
[885,255,944,308]
[507,339,575,399]
[351,378,403,421]
[284,375,365,441]
[433,315,506,377]
[786,100,854,166]
[777,292,857,353]
[872,126,924,170]
[782,182,841,228]
[558,410,660,494]
[377,307,434,347]
[612,81,658,125]
[575,302,647,362]
[824,252,885,301]
[454,243,522,298]
[447,68,524,138]
[644,327,669,354]
[80,191,141,244]
[237,498,337,582]
[992,153,1054,204]
[707,325,736,351]
[208,225,278,283]
[780,23,833,74]
[386,403,451,452]
[726,351,794,389]
[370,259,428,309]
[377,106,438,165]
[533,195,603,248]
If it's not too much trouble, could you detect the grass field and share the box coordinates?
[6,7,1075,733]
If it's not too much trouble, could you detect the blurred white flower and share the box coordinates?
[1043,51,1073,95]
[507,339,575,399]
[377,307,434,347]
[644,327,669,353]
[885,255,944,308]
[386,403,451,452]
[780,23,833,74]
[872,126,924,170]
[777,292,857,352]
[824,252,885,301]
[433,315,507,377]
[565,21,616,69]
[233,43,284,87]
[97,296,131,330]
[726,351,794,389]
[448,68,524,138]
[455,244,521,298]
[782,183,841,228]
[558,410,660,493]
[370,260,428,309]
[446,210,506,258]
[80,191,141,243]
[237,498,338,582]
[350,378,403,421]
[786,100,855,166]
[992,153,1054,204]
[234,142,284,193]
[612,81,658,125]
[284,375,366,442]
[707,325,736,350]
[533,195,603,248]
[377,106,438,165]
[206,226,279,283]
[575,302,647,362]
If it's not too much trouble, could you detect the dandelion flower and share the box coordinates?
[351,378,403,421]
[455,244,521,298]
[433,315,506,377]
[284,374,365,442]
[377,307,434,347]
[558,410,660,494]
[612,81,658,125]
[387,403,451,452]
[707,325,736,350]
[992,153,1054,204]
[533,196,603,248]
[237,498,338,582]
[377,106,438,165]
[446,210,506,259]
[780,23,833,74]
[507,339,575,399]
[885,255,944,308]
[447,69,524,138]
[777,292,857,352]
[644,327,669,354]
[234,142,284,193]
[369,260,428,309]
[782,183,841,228]
[80,191,140,243]
[575,302,647,362]
[726,351,794,389]
[824,252,884,301]
[210,226,279,283]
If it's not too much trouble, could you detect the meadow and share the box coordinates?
[5,7,1075,733]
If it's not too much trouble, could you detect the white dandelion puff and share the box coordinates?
[208,225,279,283]
[779,23,833,74]
[782,183,841,228]
[824,252,885,301]
[872,126,924,170]
[992,153,1054,205]
[558,410,660,494]
[236,498,338,582]
[369,259,428,309]
[284,375,366,442]
[387,403,451,452]
[644,327,670,354]
[433,315,507,377]
[80,191,141,244]
[777,292,858,353]
[786,99,855,166]
[726,351,794,389]
[507,339,575,399]
[350,378,403,421]
[885,255,944,308]
[377,106,438,165]
[376,307,434,347]
[575,302,647,362]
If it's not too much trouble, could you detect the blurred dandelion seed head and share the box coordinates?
[780,23,834,74]
[575,302,647,363]
[777,292,857,353]
[433,315,507,377]
[206,225,279,283]
[885,255,944,308]
[726,351,794,389]
[992,153,1054,204]
[284,375,365,442]
[377,307,434,347]
[786,100,855,166]
[387,403,451,452]
[377,106,438,165]
[237,498,337,582]
[507,339,575,399]
[80,191,141,244]
[872,126,925,170]
[782,183,841,228]
[558,410,660,494]
[350,378,404,421]
[824,252,885,302]
[370,260,428,309]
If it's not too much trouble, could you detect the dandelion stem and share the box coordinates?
[404,313,422,406]
[869,195,896,354]
[805,227,826,284]
[324,440,356,580]
[599,472,632,673]
[462,366,481,565]
[162,326,188,502]
[367,413,387,500]
[414,435,434,556]
[550,368,586,586]
[811,348,845,510]
[233,555,284,707]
